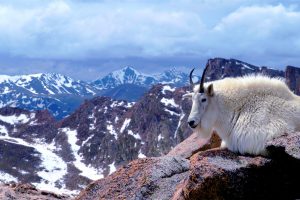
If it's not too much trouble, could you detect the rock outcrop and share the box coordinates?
[285,65,300,95]
[204,58,300,95]
[76,156,189,200]
[204,58,285,81]
[77,132,300,200]
[0,183,70,200]
[167,132,221,159]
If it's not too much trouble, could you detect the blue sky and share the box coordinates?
[0,0,299,80]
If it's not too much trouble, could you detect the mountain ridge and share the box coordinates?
[0,67,196,118]
[91,66,198,89]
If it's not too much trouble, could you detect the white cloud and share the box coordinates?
[208,4,300,62]
[0,0,207,58]
[0,0,299,78]
[214,4,300,36]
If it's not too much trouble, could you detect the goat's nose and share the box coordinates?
[188,120,195,128]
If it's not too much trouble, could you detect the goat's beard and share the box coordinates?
[194,124,212,140]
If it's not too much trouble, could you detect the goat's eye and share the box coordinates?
[201,98,207,102]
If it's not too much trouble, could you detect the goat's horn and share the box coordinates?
[199,62,209,93]
[189,68,195,89]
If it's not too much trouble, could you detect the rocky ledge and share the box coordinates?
[76,132,300,200]
[0,183,70,200]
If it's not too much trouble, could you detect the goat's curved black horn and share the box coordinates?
[189,68,195,89]
[199,62,209,93]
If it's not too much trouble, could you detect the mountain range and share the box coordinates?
[0,67,197,119]
[92,67,194,90]
[0,58,299,196]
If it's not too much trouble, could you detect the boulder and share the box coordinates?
[168,132,221,159]
[76,132,300,200]
[0,183,70,200]
[76,156,189,200]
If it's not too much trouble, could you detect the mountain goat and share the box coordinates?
[184,64,300,155]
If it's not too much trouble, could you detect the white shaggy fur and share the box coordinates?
[186,75,300,155]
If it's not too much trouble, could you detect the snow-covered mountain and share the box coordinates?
[93,66,198,101]
[0,68,193,119]
[0,60,288,119]
[0,73,99,119]
[92,67,157,90]
[156,68,194,86]
[92,66,197,90]
[0,73,96,96]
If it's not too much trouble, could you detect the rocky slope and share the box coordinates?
[56,84,192,177]
[204,58,285,81]
[0,107,77,195]
[76,132,300,200]
[0,84,192,195]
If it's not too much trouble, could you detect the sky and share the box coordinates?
[0,0,299,80]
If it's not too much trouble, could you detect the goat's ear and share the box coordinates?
[206,84,214,96]
[182,93,193,99]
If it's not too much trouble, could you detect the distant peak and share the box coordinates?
[164,67,180,73]
[121,66,140,74]
[109,66,144,78]
[123,66,136,71]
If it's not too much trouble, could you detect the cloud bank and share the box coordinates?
[0,0,299,79]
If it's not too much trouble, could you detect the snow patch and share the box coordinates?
[164,108,180,116]
[3,87,10,94]
[0,134,68,194]
[110,101,124,108]
[82,135,94,147]
[161,85,175,94]
[0,125,8,135]
[107,124,118,139]
[0,114,31,124]
[61,128,103,180]
[242,63,254,70]
[85,87,96,95]
[125,102,135,108]
[0,171,18,183]
[120,118,131,133]
[0,75,17,83]
[19,170,30,175]
[174,111,185,138]
[89,123,96,130]
[109,162,117,174]
[138,150,146,158]
[115,116,119,123]
[128,130,141,140]
[161,98,179,107]
[88,113,96,130]
[158,134,164,141]
[235,61,255,70]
